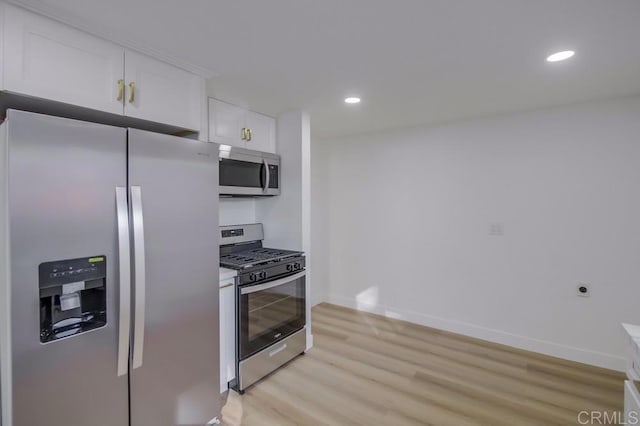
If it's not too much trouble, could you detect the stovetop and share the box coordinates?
[220,247,303,270]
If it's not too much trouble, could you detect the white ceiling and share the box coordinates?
[13,0,640,139]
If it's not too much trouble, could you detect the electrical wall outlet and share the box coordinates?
[577,283,591,297]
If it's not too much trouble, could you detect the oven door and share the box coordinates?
[238,271,306,359]
[219,146,280,196]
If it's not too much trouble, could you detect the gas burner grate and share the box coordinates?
[220,247,302,269]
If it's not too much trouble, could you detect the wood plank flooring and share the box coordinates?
[221,303,625,425]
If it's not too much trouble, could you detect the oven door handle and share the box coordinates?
[241,271,305,295]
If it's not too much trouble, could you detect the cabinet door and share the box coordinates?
[209,98,246,148]
[124,50,203,131]
[625,381,640,425]
[3,5,125,115]
[0,4,5,90]
[245,110,276,153]
[219,282,236,392]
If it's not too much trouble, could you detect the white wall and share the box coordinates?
[317,96,640,370]
[311,139,330,306]
[256,111,305,250]
[219,199,255,226]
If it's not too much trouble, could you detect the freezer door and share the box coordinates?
[4,110,129,426]
[128,129,220,426]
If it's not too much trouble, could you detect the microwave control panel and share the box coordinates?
[268,164,278,188]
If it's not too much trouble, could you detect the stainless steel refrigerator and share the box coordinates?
[0,110,220,426]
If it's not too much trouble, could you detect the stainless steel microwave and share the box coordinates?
[218,145,280,196]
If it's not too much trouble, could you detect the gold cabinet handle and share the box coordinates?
[241,128,247,141]
[246,128,252,141]
[128,82,136,103]
[116,79,124,101]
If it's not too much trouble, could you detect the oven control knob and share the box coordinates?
[286,264,293,272]
[294,263,301,270]
[260,271,267,280]
[249,273,256,281]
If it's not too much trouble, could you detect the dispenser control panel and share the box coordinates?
[39,256,107,343]
[39,256,106,287]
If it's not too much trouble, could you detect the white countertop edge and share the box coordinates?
[628,367,640,381]
[623,323,640,340]
[219,267,238,284]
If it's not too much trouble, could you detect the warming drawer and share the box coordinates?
[238,327,306,390]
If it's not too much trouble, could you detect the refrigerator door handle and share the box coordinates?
[116,187,131,377]
[131,186,146,370]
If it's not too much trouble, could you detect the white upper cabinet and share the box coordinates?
[209,98,246,146]
[245,110,276,153]
[0,4,5,90]
[3,5,125,115]
[1,4,204,132]
[124,50,203,131]
[209,98,276,153]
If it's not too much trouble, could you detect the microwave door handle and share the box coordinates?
[241,271,306,295]
[262,159,270,193]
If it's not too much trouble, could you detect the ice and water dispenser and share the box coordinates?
[39,256,108,343]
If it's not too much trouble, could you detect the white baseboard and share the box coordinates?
[326,294,625,371]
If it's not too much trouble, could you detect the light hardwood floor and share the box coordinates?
[221,303,624,425]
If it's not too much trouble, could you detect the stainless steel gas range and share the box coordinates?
[219,223,306,393]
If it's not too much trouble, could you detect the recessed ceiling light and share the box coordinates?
[344,97,361,104]
[546,50,575,62]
